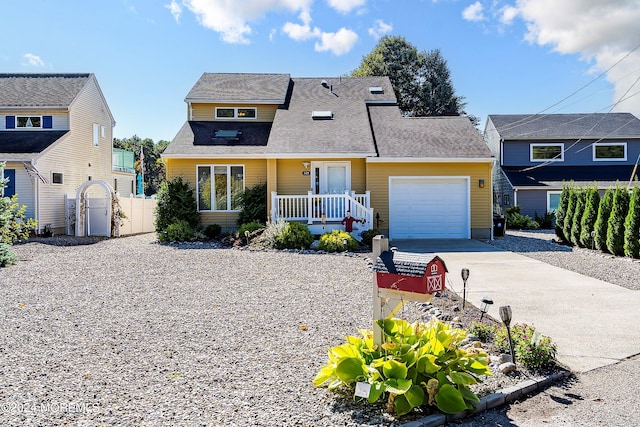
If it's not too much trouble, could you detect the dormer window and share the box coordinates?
[17,116,42,128]
[215,107,257,120]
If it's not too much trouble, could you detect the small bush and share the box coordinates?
[237,221,264,238]
[318,230,359,252]
[155,176,199,239]
[162,220,196,242]
[252,221,288,249]
[0,243,17,267]
[506,206,539,230]
[360,228,381,247]
[606,184,630,256]
[467,321,497,343]
[237,182,267,226]
[594,188,614,252]
[494,323,557,370]
[275,221,314,250]
[203,224,222,239]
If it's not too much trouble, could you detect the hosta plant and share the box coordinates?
[313,318,492,417]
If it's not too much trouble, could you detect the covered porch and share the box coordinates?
[271,190,373,236]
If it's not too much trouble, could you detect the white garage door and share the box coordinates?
[389,177,470,239]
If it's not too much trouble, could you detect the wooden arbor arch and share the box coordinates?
[75,180,115,237]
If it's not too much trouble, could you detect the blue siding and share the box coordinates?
[516,190,550,219]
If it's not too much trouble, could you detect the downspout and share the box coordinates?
[514,188,518,207]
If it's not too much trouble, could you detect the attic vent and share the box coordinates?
[312,110,333,120]
[369,86,384,94]
[215,130,241,138]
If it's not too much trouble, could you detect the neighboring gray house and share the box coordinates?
[484,113,640,218]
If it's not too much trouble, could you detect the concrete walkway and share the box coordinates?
[390,239,640,373]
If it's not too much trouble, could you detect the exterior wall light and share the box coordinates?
[479,179,485,188]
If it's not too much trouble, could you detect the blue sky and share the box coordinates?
[1,0,639,143]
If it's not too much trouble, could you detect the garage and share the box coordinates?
[389,177,470,239]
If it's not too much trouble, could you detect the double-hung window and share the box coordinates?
[530,143,564,162]
[197,165,244,211]
[593,142,626,161]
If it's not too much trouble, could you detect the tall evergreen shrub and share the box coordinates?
[155,176,199,239]
[606,184,630,256]
[555,184,571,242]
[579,184,600,249]
[624,184,640,258]
[563,189,577,244]
[594,188,614,252]
[570,189,586,247]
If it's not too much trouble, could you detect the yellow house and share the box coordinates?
[163,73,495,239]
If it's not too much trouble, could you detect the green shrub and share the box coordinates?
[534,211,555,229]
[203,224,222,239]
[594,188,614,252]
[155,176,199,239]
[0,242,17,267]
[506,206,539,230]
[237,182,267,226]
[313,318,491,417]
[624,184,640,258]
[555,184,571,242]
[562,189,577,243]
[275,221,313,250]
[570,189,586,247]
[494,323,557,370]
[237,221,264,238]
[606,184,630,256]
[252,221,288,249]
[361,228,382,248]
[579,184,600,249]
[467,321,497,343]
[161,220,197,242]
[318,230,360,252]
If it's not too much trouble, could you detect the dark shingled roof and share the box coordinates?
[488,113,640,140]
[370,105,493,158]
[162,121,270,157]
[185,73,291,103]
[0,73,91,107]
[503,165,638,188]
[266,76,396,156]
[0,130,68,154]
[374,251,448,277]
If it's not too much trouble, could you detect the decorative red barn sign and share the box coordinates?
[374,251,448,298]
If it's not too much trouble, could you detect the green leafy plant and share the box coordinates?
[203,224,222,240]
[318,230,360,252]
[237,182,267,226]
[494,323,557,370]
[534,211,555,230]
[162,219,197,242]
[237,221,264,238]
[275,221,313,249]
[0,242,17,267]
[506,206,539,230]
[570,189,586,247]
[467,321,497,343]
[155,176,199,239]
[624,184,640,258]
[606,184,630,256]
[594,188,614,252]
[361,228,382,248]
[313,318,492,417]
[252,221,288,249]
[580,184,600,249]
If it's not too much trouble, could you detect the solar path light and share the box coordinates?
[499,305,516,365]
[461,268,470,309]
[480,297,493,321]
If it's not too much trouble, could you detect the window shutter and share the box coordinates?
[43,115,53,128]
[5,116,15,129]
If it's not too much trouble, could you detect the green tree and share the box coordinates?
[594,188,614,252]
[606,184,630,256]
[624,183,640,258]
[113,135,169,196]
[155,176,199,241]
[579,184,600,249]
[352,36,475,123]
[555,183,571,242]
[570,189,586,247]
[563,189,577,244]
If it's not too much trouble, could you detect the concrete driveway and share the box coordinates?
[390,238,640,373]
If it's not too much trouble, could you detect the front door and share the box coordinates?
[312,161,350,194]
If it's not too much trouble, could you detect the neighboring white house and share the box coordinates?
[0,73,118,234]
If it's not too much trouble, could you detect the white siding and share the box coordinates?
[3,162,36,220]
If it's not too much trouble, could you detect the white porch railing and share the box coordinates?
[271,190,373,231]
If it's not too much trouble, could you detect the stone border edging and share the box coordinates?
[401,371,570,427]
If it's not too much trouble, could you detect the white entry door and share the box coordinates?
[312,162,351,194]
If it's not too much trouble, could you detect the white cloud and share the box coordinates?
[499,5,518,25]
[165,0,182,22]
[462,1,485,22]
[183,0,312,44]
[368,19,392,39]
[314,27,358,55]
[283,10,321,40]
[326,0,366,14]
[513,0,640,115]
[23,53,44,67]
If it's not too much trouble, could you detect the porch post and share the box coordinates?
[365,190,371,208]
[271,191,277,223]
[307,191,313,224]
